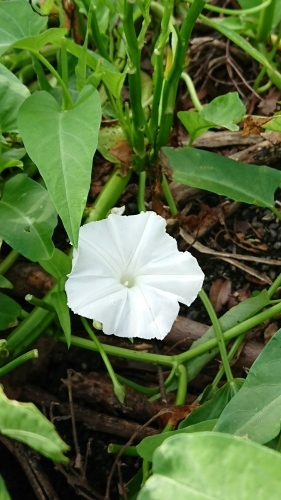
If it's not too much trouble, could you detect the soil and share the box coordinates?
[1,3,281,499]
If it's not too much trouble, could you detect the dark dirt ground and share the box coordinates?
[2,3,281,499]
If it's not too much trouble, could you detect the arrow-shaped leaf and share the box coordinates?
[18,86,101,247]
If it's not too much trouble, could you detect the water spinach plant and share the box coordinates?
[1,0,281,497]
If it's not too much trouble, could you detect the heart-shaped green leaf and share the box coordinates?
[214,328,281,444]
[0,1,46,56]
[139,432,281,499]
[0,174,57,261]
[18,86,101,247]
[0,386,69,462]
[0,64,30,133]
[12,28,68,52]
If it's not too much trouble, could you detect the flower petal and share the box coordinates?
[65,211,204,340]
[80,284,180,340]
[136,251,204,306]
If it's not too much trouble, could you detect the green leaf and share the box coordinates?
[12,28,68,52]
[185,290,270,380]
[0,293,21,330]
[262,116,281,133]
[0,64,30,133]
[62,38,125,98]
[0,1,47,56]
[18,86,101,247]
[214,328,281,444]
[0,385,69,462]
[39,248,72,280]
[161,146,281,208]
[179,379,244,428]
[138,432,281,500]
[0,276,13,289]
[137,420,216,462]
[0,145,26,173]
[200,92,245,131]
[178,92,246,143]
[177,111,212,144]
[0,475,11,500]
[0,174,57,261]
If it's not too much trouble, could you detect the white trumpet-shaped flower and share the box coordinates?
[65,211,204,340]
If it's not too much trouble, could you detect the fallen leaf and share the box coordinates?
[209,278,232,313]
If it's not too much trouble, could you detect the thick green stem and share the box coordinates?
[123,1,146,161]
[175,364,188,405]
[85,168,131,223]
[156,0,205,150]
[268,272,281,298]
[0,249,19,275]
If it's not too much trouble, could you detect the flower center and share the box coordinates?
[121,274,135,288]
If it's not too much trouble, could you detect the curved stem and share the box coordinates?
[81,317,126,403]
[187,0,271,16]
[199,290,233,383]
[31,50,73,110]
[180,72,203,112]
[0,350,38,377]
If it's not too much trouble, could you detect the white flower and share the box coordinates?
[65,211,204,340]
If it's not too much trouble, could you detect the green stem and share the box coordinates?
[199,290,233,383]
[25,294,56,312]
[85,168,131,223]
[175,364,188,405]
[117,365,177,396]
[60,334,177,366]
[180,72,203,112]
[149,0,174,138]
[81,318,126,403]
[187,0,271,16]
[123,1,146,161]
[107,444,139,456]
[31,50,73,109]
[161,174,178,216]
[270,205,281,222]
[138,171,147,213]
[58,301,281,369]
[156,0,205,150]
[0,350,38,377]
[1,286,57,365]
[0,249,19,274]
[211,334,245,388]
[200,14,281,89]
[256,0,276,43]
[268,272,281,298]
[177,300,281,364]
